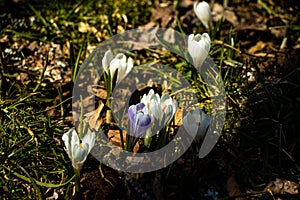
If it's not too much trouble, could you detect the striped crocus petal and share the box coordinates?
[128,103,152,137]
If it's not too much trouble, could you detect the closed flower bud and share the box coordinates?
[194,1,213,29]
[183,108,211,142]
[188,33,211,69]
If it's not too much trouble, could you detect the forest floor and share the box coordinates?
[0,0,299,199]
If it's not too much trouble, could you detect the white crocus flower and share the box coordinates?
[62,128,95,171]
[102,51,133,85]
[183,107,211,142]
[159,93,178,125]
[194,1,213,29]
[140,89,159,108]
[109,53,133,84]
[141,89,178,130]
[188,33,211,69]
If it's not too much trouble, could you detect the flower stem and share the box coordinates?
[74,169,81,193]
[106,109,112,124]
[105,71,112,125]
[119,128,125,150]
[79,95,84,139]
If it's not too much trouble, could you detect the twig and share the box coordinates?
[0,45,6,98]
[99,164,114,187]
[212,40,241,54]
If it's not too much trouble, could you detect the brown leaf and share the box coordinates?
[248,41,267,54]
[179,0,193,8]
[224,9,238,26]
[151,5,174,28]
[212,3,238,26]
[266,178,299,195]
[174,106,183,127]
[212,3,225,22]
[107,129,126,147]
[226,175,244,200]
[93,86,107,100]
[84,101,105,131]
[27,41,37,52]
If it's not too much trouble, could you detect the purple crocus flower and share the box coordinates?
[128,103,152,137]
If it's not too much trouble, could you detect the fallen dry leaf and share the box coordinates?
[179,0,193,8]
[151,5,174,28]
[84,101,105,132]
[265,178,299,195]
[212,3,238,26]
[107,129,126,147]
[224,9,238,26]
[226,175,245,200]
[212,3,225,22]
[248,41,267,54]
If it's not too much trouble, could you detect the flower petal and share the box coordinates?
[149,100,161,120]
[82,131,96,153]
[194,112,211,142]
[135,114,152,137]
[102,50,114,74]
[109,56,120,82]
[141,89,155,104]
[72,143,89,163]
[72,143,89,171]
[128,103,152,137]
[62,128,80,159]
[128,105,137,122]
[126,57,134,74]
[183,112,197,137]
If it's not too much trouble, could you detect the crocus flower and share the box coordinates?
[183,107,211,142]
[102,50,133,85]
[111,53,134,84]
[194,1,213,29]
[62,128,95,171]
[128,103,152,137]
[141,89,178,130]
[188,33,211,69]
